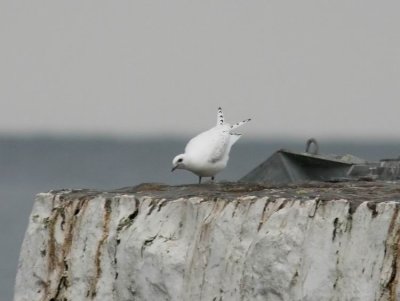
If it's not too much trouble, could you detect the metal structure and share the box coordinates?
[240,149,358,184]
[240,138,399,184]
[377,157,400,180]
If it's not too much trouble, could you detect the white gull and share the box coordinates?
[171,107,251,184]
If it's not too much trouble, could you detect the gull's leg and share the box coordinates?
[198,176,202,184]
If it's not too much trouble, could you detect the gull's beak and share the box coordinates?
[171,166,177,172]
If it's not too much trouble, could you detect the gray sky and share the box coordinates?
[1,1,399,139]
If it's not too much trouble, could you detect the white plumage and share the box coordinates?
[171,107,251,183]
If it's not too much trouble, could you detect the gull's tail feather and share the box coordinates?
[230,118,251,131]
[217,107,224,125]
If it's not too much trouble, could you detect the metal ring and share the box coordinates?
[305,138,319,155]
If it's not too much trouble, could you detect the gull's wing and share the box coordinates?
[185,127,230,164]
[208,131,230,163]
[207,131,242,163]
[230,118,251,131]
[217,107,224,125]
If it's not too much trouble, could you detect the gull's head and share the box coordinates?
[171,154,186,172]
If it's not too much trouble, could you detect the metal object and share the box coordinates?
[240,149,357,184]
[239,138,390,184]
[305,138,319,155]
[377,157,400,180]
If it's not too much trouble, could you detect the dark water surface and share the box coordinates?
[1,136,399,300]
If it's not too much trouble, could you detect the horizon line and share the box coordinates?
[0,131,399,143]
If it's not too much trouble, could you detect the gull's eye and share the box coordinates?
[178,158,183,163]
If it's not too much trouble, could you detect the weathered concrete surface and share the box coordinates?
[14,182,400,301]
